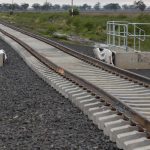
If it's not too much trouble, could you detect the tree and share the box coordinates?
[80,4,91,11]
[103,3,121,10]
[128,5,136,9]
[62,5,70,10]
[21,3,29,10]
[32,3,41,10]
[52,4,60,10]
[134,0,146,11]
[10,3,20,10]
[2,3,11,10]
[12,3,20,9]
[94,2,101,10]
[122,4,136,10]
[41,2,52,10]
[122,4,129,10]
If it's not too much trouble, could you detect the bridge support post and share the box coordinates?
[0,53,4,67]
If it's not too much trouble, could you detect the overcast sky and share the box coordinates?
[0,0,150,6]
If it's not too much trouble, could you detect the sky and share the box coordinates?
[0,0,150,7]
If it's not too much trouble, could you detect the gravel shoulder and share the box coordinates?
[0,39,119,150]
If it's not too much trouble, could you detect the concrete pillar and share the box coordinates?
[0,53,3,67]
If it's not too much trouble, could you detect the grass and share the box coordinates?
[0,12,150,51]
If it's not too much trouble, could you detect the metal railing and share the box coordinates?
[107,21,150,51]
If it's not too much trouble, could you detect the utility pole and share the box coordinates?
[10,0,14,15]
[46,0,48,11]
[12,0,14,9]
[71,0,73,16]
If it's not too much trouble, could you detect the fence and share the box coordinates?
[107,21,150,51]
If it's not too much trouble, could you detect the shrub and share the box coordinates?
[84,22,94,31]
[9,11,14,15]
[46,25,57,34]
[69,8,80,16]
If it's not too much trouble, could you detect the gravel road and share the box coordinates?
[0,39,120,150]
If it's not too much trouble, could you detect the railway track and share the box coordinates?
[0,22,150,150]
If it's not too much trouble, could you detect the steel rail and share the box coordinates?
[0,27,150,134]
[0,21,149,88]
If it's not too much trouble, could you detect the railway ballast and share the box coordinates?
[0,22,150,150]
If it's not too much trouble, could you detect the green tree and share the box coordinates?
[104,3,121,10]
[94,2,101,10]
[52,4,60,10]
[122,4,129,9]
[80,4,91,11]
[62,5,70,10]
[2,3,11,10]
[134,0,146,11]
[11,3,20,10]
[21,3,29,10]
[122,4,136,10]
[42,2,52,10]
[32,3,41,10]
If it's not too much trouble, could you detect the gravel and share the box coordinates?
[56,40,96,58]
[0,39,120,150]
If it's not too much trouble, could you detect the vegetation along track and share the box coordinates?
[0,22,150,150]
